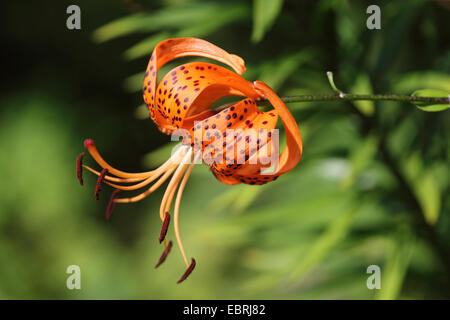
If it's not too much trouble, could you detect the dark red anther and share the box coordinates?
[106,189,120,220]
[159,212,170,243]
[177,258,196,284]
[95,168,108,200]
[83,138,95,149]
[76,152,85,186]
[155,241,173,269]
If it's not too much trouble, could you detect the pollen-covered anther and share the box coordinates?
[155,241,173,269]
[177,258,196,284]
[95,168,108,200]
[106,189,120,220]
[159,212,170,244]
[76,152,85,186]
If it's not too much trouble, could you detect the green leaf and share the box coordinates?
[206,184,267,216]
[92,13,149,43]
[92,4,225,43]
[411,89,449,112]
[123,32,171,61]
[258,49,316,91]
[415,170,441,225]
[341,134,378,189]
[402,154,442,225]
[176,4,249,38]
[230,185,266,215]
[123,72,145,93]
[205,186,243,216]
[287,206,360,282]
[393,72,450,93]
[377,233,414,300]
[123,4,249,61]
[135,104,148,120]
[252,0,284,43]
[351,74,375,116]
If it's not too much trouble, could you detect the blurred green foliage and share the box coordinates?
[0,0,449,299]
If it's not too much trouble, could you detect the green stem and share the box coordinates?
[256,93,450,105]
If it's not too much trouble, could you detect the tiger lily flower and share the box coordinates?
[77,38,302,283]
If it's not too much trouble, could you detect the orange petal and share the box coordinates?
[151,62,260,134]
[187,99,280,185]
[253,81,303,175]
[143,38,248,126]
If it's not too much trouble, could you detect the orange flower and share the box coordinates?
[77,38,302,283]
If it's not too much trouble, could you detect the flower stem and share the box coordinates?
[257,93,450,106]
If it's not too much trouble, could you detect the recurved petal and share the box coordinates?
[151,62,260,134]
[143,38,248,124]
[253,81,303,175]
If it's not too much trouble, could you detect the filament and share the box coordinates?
[84,139,174,179]
[173,152,200,267]
[83,165,150,183]
[113,165,178,203]
[159,149,193,221]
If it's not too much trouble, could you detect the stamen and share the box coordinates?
[162,182,179,220]
[159,149,193,220]
[82,146,184,189]
[177,258,196,284]
[155,241,173,268]
[173,152,199,266]
[106,189,120,220]
[83,165,148,183]
[100,168,168,191]
[113,164,177,203]
[83,138,183,179]
[159,212,170,243]
[95,168,108,200]
[76,152,85,186]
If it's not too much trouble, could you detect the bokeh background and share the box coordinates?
[0,0,449,299]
